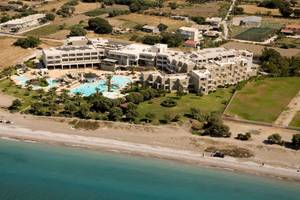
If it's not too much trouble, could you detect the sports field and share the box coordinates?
[234,27,277,42]
[226,77,300,123]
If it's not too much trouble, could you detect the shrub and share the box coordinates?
[160,99,177,107]
[14,36,41,48]
[292,134,300,148]
[266,133,282,145]
[9,99,22,112]
[161,32,184,47]
[190,16,205,25]
[158,23,168,32]
[88,17,112,34]
[45,13,55,21]
[142,35,161,45]
[69,24,87,36]
[236,132,251,141]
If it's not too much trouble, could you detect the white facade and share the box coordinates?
[42,37,256,95]
[0,14,46,32]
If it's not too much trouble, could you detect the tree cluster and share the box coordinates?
[258,0,296,17]
[14,36,41,49]
[260,48,300,76]
[69,24,87,36]
[88,17,113,34]
[142,32,184,47]
[17,85,164,123]
[190,109,231,138]
[56,0,78,17]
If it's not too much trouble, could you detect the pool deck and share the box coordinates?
[11,69,142,98]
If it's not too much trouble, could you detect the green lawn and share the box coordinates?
[24,24,61,37]
[137,88,233,122]
[289,112,300,128]
[226,77,300,123]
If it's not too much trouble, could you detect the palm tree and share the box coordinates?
[106,74,113,92]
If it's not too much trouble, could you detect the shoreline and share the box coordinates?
[1,125,300,183]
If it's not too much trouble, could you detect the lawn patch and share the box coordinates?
[25,24,61,37]
[137,88,233,122]
[290,112,300,128]
[226,77,300,123]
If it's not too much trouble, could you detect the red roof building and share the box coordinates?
[281,24,300,35]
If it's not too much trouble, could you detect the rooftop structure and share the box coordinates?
[281,24,300,35]
[177,26,201,42]
[0,14,46,33]
[205,17,222,29]
[142,25,160,34]
[232,16,262,27]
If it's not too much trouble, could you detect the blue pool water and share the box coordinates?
[70,75,131,96]
[0,139,299,200]
[14,75,29,86]
[14,75,58,89]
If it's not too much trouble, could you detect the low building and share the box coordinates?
[177,26,201,41]
[65,36,89,46]
[205,17,222,29]
[232,16,262,27]
[0,14,46,33]
[281,24,300,35]
[170,15,189,21]
[141,71,189,92]
[142,25,160,34]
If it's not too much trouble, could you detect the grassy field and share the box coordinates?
[25,24,61,37]
[275,37,300,49]
[137,88,233,122]
[234,27,277,42]
[226,77,300,123]
[113,13,191,31]
[0,37,35,69]
[222,41,300,57]
[146,2,222,17]
[239,4,280,16]
[289,112,300,128]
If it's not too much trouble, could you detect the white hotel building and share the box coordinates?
[42,37,257,95]
[0,14,46,33]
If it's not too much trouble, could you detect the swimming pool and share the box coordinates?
[13,75,58,89]
[70,75,131,97]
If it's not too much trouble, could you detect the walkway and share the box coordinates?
[274,90,300,127]
[222,0,236,40]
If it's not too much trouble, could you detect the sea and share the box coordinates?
[0,139,299,200]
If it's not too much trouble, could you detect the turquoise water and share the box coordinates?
[14,75,58,89]
[0,139,299,200]
[70,75,131,96]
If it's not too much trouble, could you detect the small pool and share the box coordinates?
[70,75,131,97]
[14,75,29,86]
[13,75,58,89]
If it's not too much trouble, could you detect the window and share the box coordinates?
[69,54,75,57]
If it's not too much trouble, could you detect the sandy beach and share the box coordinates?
[0,106,300,182]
